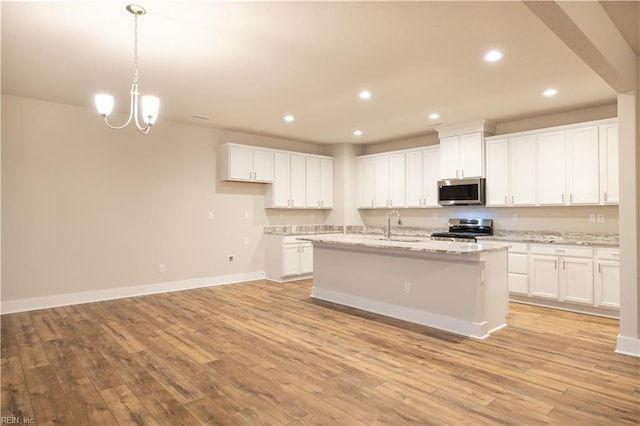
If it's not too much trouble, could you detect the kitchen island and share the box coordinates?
[300,234,509,339]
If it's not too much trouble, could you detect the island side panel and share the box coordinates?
[311,243,508,339]
[481,249,509,335]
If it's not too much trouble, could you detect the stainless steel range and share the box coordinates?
[431,218,493,242]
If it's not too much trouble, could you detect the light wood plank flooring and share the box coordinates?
[2,279,639,425]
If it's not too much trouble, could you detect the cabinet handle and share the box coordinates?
[598,264,601,273]
[461,169,464,178]
[554,260,557,269]
[371,200,374,207]
[563,259,566,270]
[389,200,393,207]
[570,193,573,203]
[604,192,608,202]
[511,195,514,204]
[455,170,459,178]
[554,249,566,253]
[562,193,565,203]
[504,195,507,204]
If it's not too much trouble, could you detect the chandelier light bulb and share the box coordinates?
[95,94,114,117]
[95,4,159,134]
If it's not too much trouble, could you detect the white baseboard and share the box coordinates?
[616,335,640,357]
[0,271,265,314]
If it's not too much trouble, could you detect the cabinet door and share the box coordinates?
[422,147,440,207]
[485,138,509,206]
[440,136,460,179]
[272,153,291,207]
[290,155,306,208]
[228,146,253,181]
[374,155,390,207]
[595,261,620,308]
[305,157,321,208]
[405,150,424,207]
[529,255,559,299]
[388,153,406,207]
[320,158,333,208]
[560,257,594,304]
[459,132,483,178]
[252,149,274,182]
[566,126,599,204]
[599,123,619,204]
[510,135,537,205]
[299,243,313,275]
[283,244,301,277]
[537,131,566,205]
[357,157,376,208]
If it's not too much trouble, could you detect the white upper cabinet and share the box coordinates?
[440,132,484,179]
[565,126,600,205]
[220,144,274,182]
[357,153,406,208]
[537,130,566,205]
[306,157,333,209]
[485,138,509,206]
[406,146,441,208]
[267,153,306,208]
[599,123,619,204]
[486,135,536,206]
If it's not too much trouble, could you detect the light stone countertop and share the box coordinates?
[478,231,619,247]
[298,234,509,255]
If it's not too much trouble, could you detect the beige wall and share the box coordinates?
[1,95,329,303]
[0,95,623,309]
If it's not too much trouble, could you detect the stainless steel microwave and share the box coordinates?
[437,178,486,206]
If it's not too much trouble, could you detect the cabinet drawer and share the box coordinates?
[530,244,592,258]
[508,253,528,274]
[508,242,528,254]
[596,247,620,261]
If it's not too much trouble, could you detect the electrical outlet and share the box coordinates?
[244,211,249,219]
[589,214,596,222]
[228,255,235,263]
[403,282,411,293]
[158,264,165,273]
[243,237,249,245]
[208,211,214,220]
[597,214,605,223]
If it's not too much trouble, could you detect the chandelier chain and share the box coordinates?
[133,12,139,84]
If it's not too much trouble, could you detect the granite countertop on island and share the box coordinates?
[299,234,509,255]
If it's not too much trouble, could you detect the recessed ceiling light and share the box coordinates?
[283,114,295,122]
[484,50,504,62]
[429,113,440,120]
[543,88,558,97]
[359,90,372,100]
[353,130,363,136]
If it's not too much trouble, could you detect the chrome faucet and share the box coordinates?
[385,210,402,240]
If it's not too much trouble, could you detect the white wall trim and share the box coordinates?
[0,271,265,314]
[615,335,640,358]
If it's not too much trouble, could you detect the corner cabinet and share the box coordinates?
[264,235,313,282]
[220,144,274,182]
[265,153,333,209]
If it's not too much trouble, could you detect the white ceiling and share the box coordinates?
[1,1,627,145]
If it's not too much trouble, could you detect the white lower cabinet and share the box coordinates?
[264,235,313,282]
[507,242,529,295]
[595,247,620,308]
[529,244,594,305]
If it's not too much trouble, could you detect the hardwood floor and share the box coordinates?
[2,279,639,425]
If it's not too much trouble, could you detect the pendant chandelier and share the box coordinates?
[95,4,159,135]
